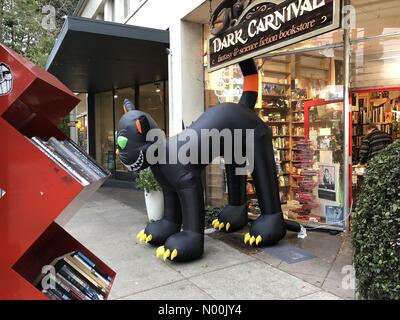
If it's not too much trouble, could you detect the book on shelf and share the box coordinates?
[37,251,114,300]
[371,104,385,123]
[293,127,304,136]
[262,82,288,96]
[270,125,289,135]
[272,137,289,149]
[63,140,109,178]
[44,289,62,300]
[63,256,108,293]
[30,137,108,186]
[274,149,290,162]
[73,251,113,283]
[48,137,101,182]
[353,136,363,147]
[57,273,91,300]
[57,264,103,300]
[30,137,90,186]
[44,286,72,300]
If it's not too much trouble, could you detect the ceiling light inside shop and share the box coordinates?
[155,83,161,93]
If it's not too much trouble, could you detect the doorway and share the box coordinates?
[93,80,168,181]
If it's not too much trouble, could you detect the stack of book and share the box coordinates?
[270,125,289,135]
[272,137,289,149]
[37,251,113,300]
[30,137,109,186]
[371,104,386,123]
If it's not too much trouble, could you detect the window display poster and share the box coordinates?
[325,206,344,227]
[318,164,336,202]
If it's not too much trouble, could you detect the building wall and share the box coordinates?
[124,0,207,134]
[77,0,400,134]
[80,0,105,18]
[79,0,207,135]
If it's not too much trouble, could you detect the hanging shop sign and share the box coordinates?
[208,0,341,72]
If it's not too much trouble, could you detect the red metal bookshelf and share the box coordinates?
[0,44,115,300]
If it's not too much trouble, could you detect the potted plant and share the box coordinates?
[135,168,164,221]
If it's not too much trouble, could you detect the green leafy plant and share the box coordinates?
[352,140,400,300]
[1,0,80,67]
[205,206,221,227]
[135,168,161,193]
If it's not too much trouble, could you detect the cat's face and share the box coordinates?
[116,99,159,172]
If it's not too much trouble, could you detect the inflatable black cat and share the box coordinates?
[116,59,300,262]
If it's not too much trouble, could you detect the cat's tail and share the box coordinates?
[239,59,259,110]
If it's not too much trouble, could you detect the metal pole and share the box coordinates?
[343,17,351,232]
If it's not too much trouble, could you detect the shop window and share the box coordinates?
[76,115,88,153]
[204,64,243,208]
[350,0,400,40]
[92,84,167,181]
[204,36,346,228]
[266,29,343,56]
[95,91,114,172]
[70,93,88,153]
[114,88,135,178]
[351,89,400,164]
[351,37,400,88]
[139,82,167,132]
[252,50,345,229]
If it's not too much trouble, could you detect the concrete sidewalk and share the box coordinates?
[65,187,353,300]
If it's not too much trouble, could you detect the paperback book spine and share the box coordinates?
[58,265,103,300]
[64,256,107,294]
[73,254,111,287]
[74,251,113,283]
[63,140,108,178]
[57,273,91,300]
[48,137,100,182]
[69,255,110,291]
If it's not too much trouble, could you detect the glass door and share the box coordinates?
[114,88,135,180]
[290,99,346,230]
[138,81,167,132]
[94,91,115,173]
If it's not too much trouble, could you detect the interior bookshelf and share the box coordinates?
[351,90,400,163]
[0,44,115,300]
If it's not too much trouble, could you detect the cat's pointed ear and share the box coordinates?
[135,115,150,137]
[123,99,136,113]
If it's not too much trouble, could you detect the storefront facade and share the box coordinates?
[50,0,400,229]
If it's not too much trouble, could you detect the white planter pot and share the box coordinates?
[144,191,164,221]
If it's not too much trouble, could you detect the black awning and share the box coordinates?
[46,16,169,93]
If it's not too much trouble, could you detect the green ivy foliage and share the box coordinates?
[0,0,79,67]
[205,206,221,227]
[352,140,400,300]
[135,168,161,193]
